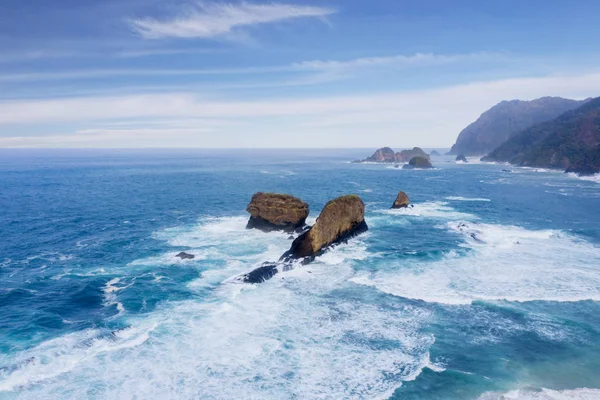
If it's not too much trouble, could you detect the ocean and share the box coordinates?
[1,149,599,400]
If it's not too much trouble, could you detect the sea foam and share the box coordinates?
[351,221,600,304]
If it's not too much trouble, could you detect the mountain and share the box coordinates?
[449,97,586,156]
[357,147,430,163]
[484,96,600,175]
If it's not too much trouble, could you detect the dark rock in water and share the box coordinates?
[287,235,294,240]
[565,164,600,176]
[176,252,195,259]
[394,164,400,168]
[430,150,441,157]
[403,156,433,169]
[241,262,280,283]
[480,155,494,162]
[246,192,309,233]
[391,191,409,209]
[282,195,368,261]
[502,169,512,172]
[455,154,468,163]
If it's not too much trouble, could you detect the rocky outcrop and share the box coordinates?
[391,191,409,208]
[356,147,431,163]
[246,192,309,232]
[395,147,430,162]
[455,154,468,163]
[365,147,396,162]
[430,150,441,157]
[176,252,195,259]
[403,156,433,169]
[282,195,368,261]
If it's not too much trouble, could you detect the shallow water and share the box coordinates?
[1,149,599,399]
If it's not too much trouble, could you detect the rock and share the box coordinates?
[395,147,430,163]
[455,154,468,163]
[402,156,433,169]
[430,150,441,157]
[391,191,409,209]
[282,195,368,261]
[246,192,309,232]
[366,147,396,162]
[565,164,600,176]
[240,262,280,283]
[176,252,195,259]
[358,147,430,163]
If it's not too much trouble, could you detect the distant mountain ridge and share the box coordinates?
[449,97,586,156]
[483,96,600,175]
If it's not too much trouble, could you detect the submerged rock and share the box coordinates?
[282,194,368,261]
[403,156,433,169]
[391,191,410,209]
[175,252,195,259]
[240,262,280,283]
[246,192,309,232]
[455,154,468,163]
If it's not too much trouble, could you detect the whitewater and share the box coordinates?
[1,149,599,400]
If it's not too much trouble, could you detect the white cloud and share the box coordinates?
[293,52,504,70]
[130,2,335,39]
[1,71,599,148]
[0,52,504,83]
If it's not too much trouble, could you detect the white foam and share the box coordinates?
[351,221,600,304]
[376,201,476,221]
[568,172,600,184]
[479,388,600,400]
[445,196,491,202]
[3,218,437,399]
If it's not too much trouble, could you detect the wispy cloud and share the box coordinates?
[0,52,504,83]
[293,52,506,70]
[130,2,336,40]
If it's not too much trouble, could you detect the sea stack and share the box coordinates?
[391,191,410,209]
[455,154,468,163]
[282,195,368,261]
[246,192,309,232]
[403,156,433,169]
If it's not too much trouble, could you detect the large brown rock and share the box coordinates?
[366,147,396,162]
[283,195,368,260]
[246,192,309,232]
[391,191,409,209]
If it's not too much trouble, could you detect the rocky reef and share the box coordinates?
[175,252,195,260]
[246,192,309,232]
[455,154,468,163]
[355,147,430,163]
[391,191,409,208]
[403,156,433,169]
[283,195,368,261]
[241,194,368,283]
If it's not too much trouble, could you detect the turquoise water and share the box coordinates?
[1,149,599,399]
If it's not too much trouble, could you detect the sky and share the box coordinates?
[2,0,600,148]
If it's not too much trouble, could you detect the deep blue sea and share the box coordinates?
[1,149,600,400]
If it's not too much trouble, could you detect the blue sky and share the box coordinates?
[2,0,600,148]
